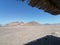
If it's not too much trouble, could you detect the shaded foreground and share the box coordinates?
[24,35,60,45]
[0,25,60,45]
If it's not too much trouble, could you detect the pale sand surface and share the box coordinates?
[0,25,60,45]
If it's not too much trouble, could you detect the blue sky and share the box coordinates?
[0,0,60,25]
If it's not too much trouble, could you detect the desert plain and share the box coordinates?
[0,22,60,45]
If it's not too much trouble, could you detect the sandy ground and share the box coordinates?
[0,25,60,45]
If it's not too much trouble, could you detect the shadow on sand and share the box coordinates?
[24,35,60,45]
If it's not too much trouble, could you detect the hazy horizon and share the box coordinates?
[1,21,60,26]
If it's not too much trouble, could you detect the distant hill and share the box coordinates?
[5,21,24,27]
[24,21,40,26]
[4,21,60,27]
[0,24,2,27]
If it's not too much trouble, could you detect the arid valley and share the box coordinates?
[0,22,60,45]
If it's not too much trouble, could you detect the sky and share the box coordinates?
[0,0,60,25]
